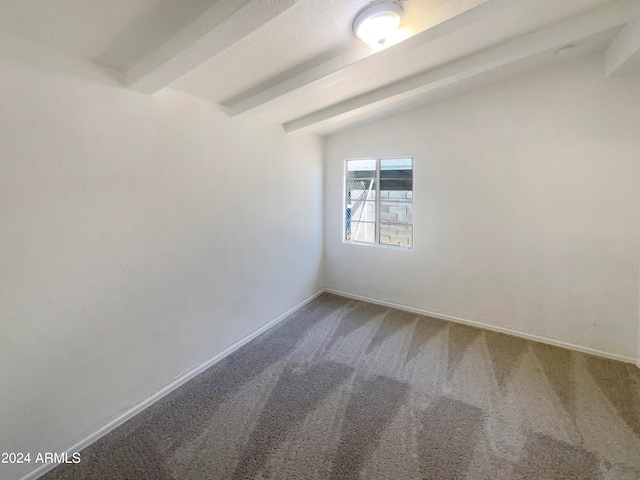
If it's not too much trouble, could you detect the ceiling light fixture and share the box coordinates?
[353,2,404,48]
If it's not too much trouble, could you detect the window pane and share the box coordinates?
[346,177,376,226]
[346,159,376,178]
[380,223,412,247]
[346,179,376,202]
[346,200,375,224]
[380,158,412,191]
[380,158,412,171]
[346,221,375,243]
[379,199,412,224]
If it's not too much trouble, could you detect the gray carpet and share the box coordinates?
[43,293,640,479]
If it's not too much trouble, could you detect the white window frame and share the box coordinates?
[343,156,414,250]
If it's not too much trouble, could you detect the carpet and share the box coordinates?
[43,293,640,479]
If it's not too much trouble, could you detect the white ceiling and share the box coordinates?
[1,0,639,135]
[0,0,218,70]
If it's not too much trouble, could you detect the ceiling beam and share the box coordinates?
[124,0,295,94]
[284,0,639,133]
[223,44,371,118]
[605,18,640,76]
[224,0,523,118]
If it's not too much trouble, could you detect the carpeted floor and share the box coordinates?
[44,293,640,479]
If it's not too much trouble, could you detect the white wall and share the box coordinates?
[324,54,640,362]
[0,51,323,479]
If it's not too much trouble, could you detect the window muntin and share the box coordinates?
[345,157,413,248]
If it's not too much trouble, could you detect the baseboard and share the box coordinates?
[324,288,638,366]
[17,289,324,480]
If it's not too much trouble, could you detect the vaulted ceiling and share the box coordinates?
[1,0,639,135]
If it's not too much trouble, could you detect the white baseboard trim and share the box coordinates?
[17,289,324,480]
[324,288,638,366]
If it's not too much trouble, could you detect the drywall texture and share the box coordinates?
[0,55,322,480]
[325,54,640,362]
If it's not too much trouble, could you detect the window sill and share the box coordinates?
[342,240,413,251]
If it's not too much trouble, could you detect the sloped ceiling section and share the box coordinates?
[0,0,639,135]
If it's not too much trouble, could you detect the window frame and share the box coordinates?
[342,156,414,251]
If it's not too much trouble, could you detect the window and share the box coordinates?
[344,157,413,248]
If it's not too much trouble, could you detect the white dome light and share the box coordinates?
[353,3,403,48]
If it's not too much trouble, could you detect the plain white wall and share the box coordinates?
[0,51,323,479]
[324,54,640,361]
